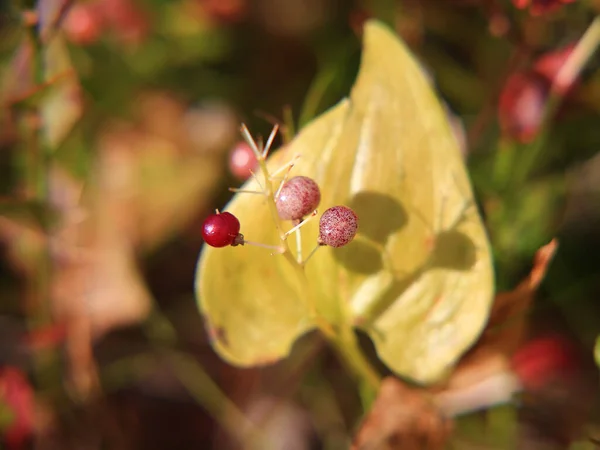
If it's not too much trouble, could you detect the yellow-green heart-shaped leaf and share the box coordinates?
[196,20,494,384]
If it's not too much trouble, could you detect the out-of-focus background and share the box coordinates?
[2,0,600,449]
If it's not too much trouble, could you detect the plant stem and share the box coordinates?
[167,351,268,449]
[282,105,295,144]
[20,8,62,392]
[331,326,381,391]
[243,125,381,396]
[247,127,322,317]
[144,311,270,450]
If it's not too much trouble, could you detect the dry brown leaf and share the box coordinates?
[96,94,226,251]
[47,164,150,340]
[351,377,453,450]
[2,93,227,399]
[51,93,227,340]
[433,239,558,416]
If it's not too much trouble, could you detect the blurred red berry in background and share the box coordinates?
[0,367,34,450]
[534,43,577,94]
[200,0,248,24]
[498,44,577,142]
[511,335,581,391]
[62,2,105,45]
[513,0,576,16]
[102,0,150,45]
[511,334,595,449]
[64,0,150,46]
[498,71,548,143]
[21,323,67,351]
[228,141,259,181]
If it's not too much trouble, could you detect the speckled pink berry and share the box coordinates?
[318,206,358,248]
[275,176,321,221]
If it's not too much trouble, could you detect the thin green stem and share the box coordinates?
[240,124,382,399]
[331,326,381,391]
[289,258,380,392]
[143,312,269,450]
[298,66,338,129]
[282,106,295,144]
[19,8,62,392]
[300,245,321,267]
[295,228,303,263]
[167,351,268,449]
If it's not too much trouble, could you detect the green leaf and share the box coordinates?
[196,20,494,384]
[490,176,565,263]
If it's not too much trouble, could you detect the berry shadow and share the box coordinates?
[331,189,477,275]
[333,242,382,274]
[430,229,477,271]
[347,192,407,243]
[332,191,407,275]
[353,229,478,325]
[353,233,478,325]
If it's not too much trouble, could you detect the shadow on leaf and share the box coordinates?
[430,230,477,271]
[333,241,383,275]
[348,191,407,243]
[333,191,407,275]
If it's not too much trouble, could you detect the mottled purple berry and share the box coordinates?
[276,176,321,221]
[318,206,358,248]
[202,211,243,247]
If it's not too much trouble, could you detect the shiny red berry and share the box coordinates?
[202,211,242,247]
[276,176,321,221]
[229,141,258,180]
[318,206,358,248]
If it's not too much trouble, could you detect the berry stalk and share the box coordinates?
[239,124,381,392]
[240,125,332,333]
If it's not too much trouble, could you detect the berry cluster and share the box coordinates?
[202,125,359,264]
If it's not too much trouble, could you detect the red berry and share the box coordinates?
[202,211,242,247]
[0,367,35,449]
[534,44,577,95]
[318,206,358,248]
[229,141,258,180]
[511,335,580,391]
[63,2,104,45]
[512,0,574,15]
[534,45,574,81]
[498,72,548,143]
[201,0,248,24]
[102,0,149,45]
[276,176,321,221]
